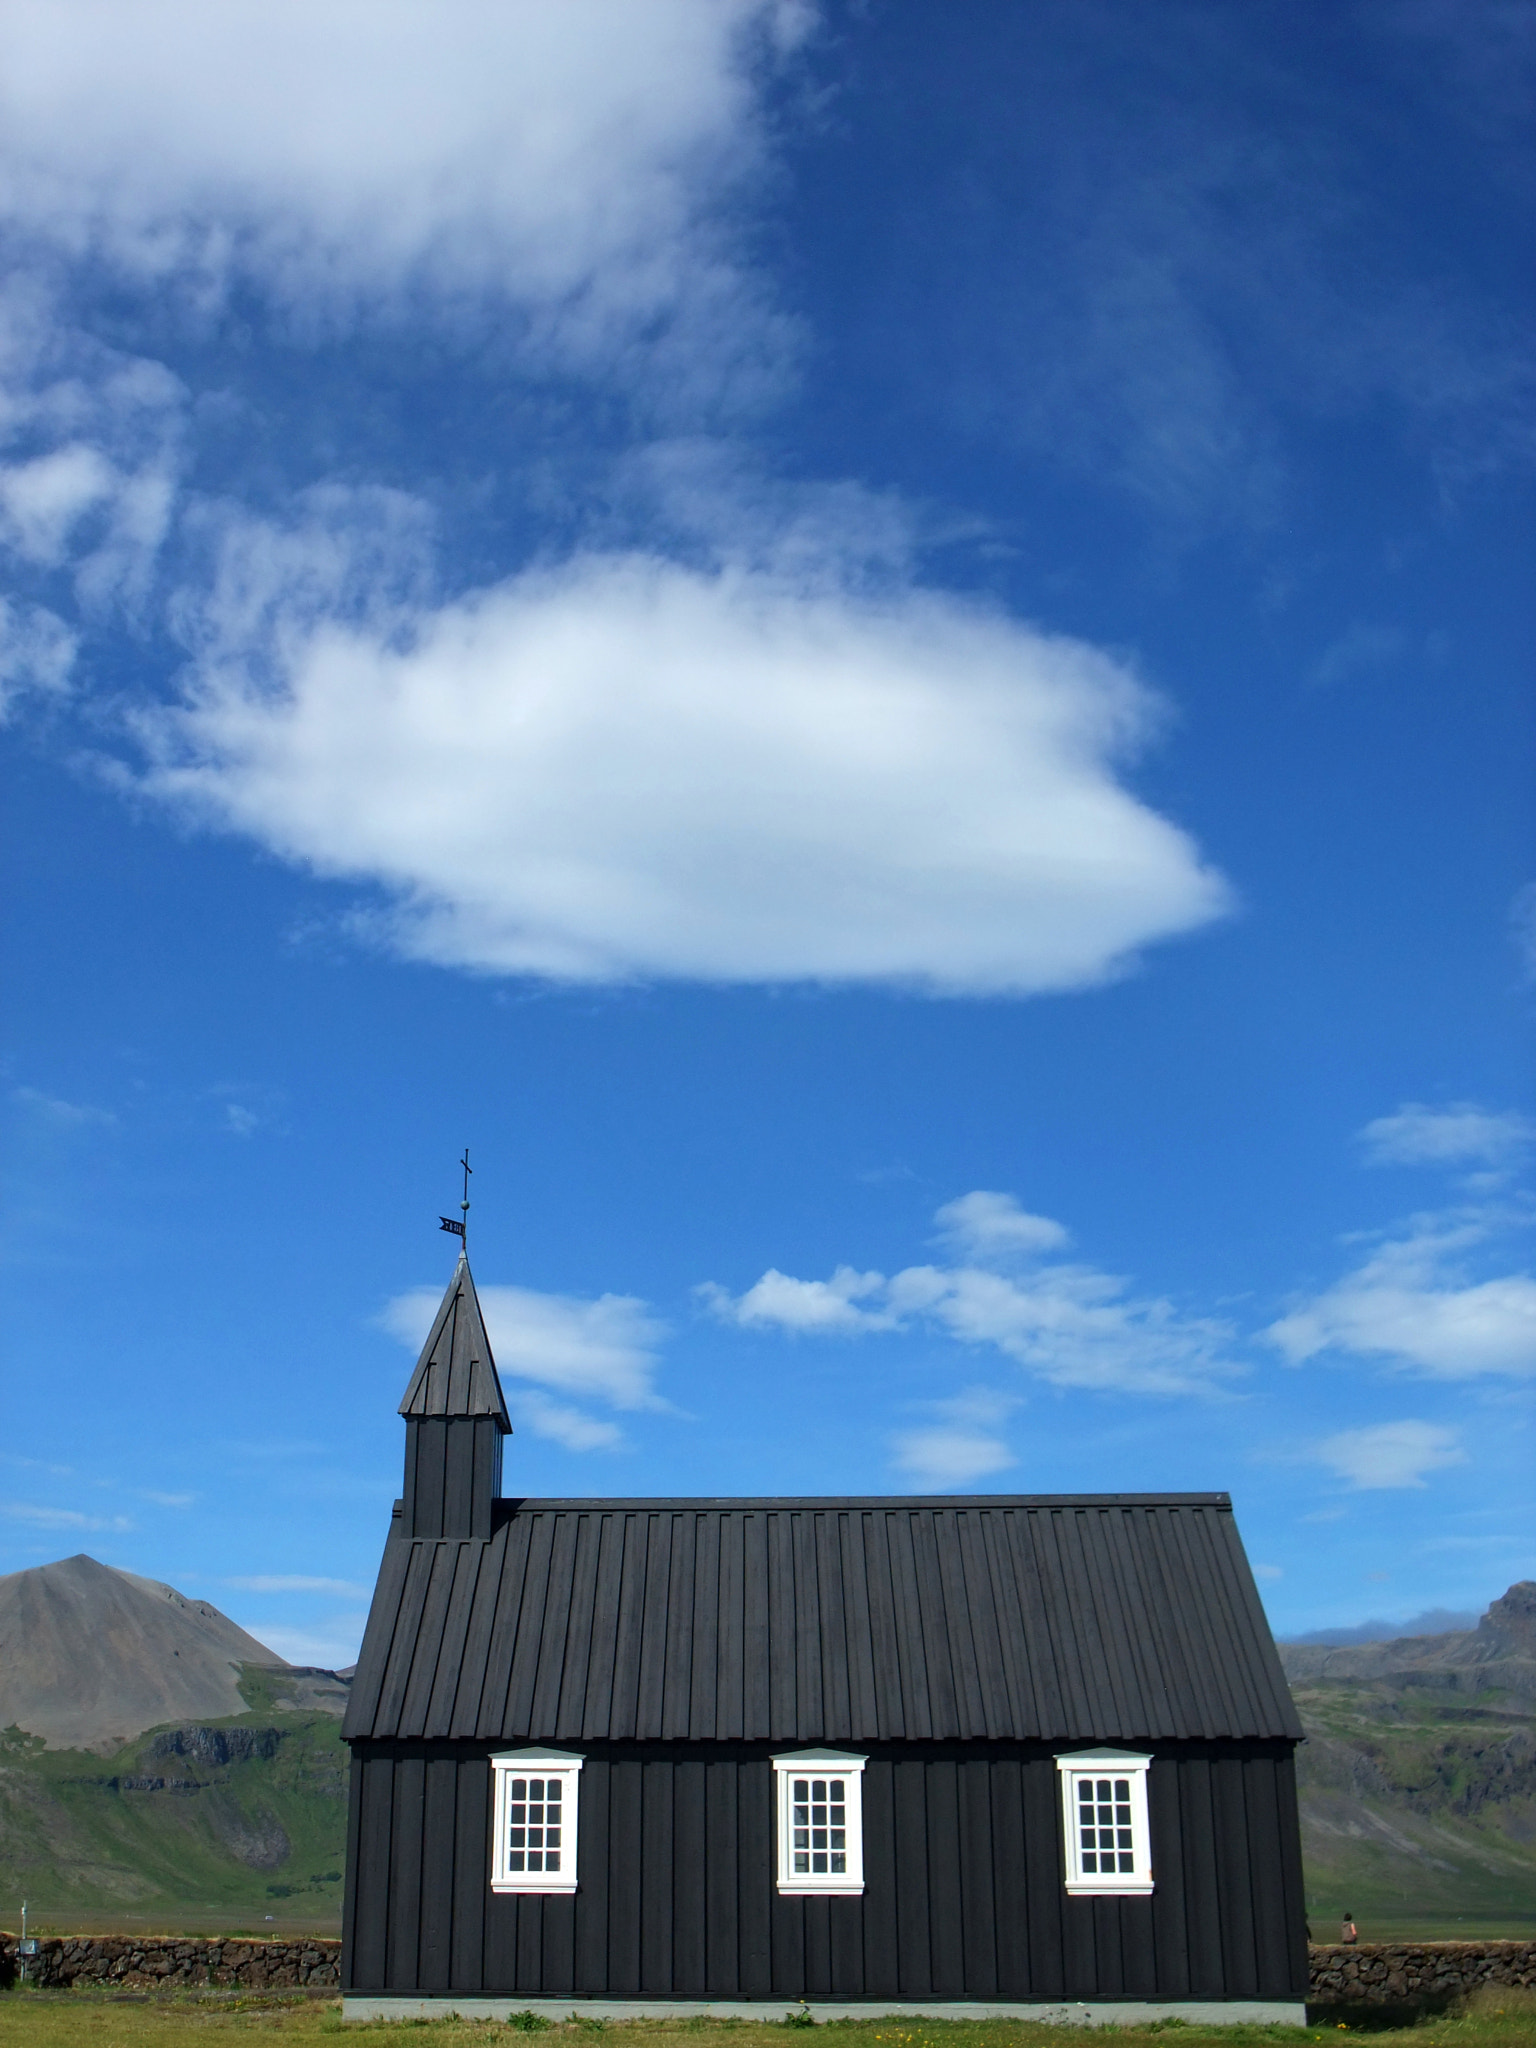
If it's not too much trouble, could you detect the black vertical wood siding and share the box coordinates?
[402,1419,504,1540]
[344,1741,1307,2001]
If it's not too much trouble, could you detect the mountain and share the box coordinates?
[1280,1582,1536,1689]
[0,1559,352,1929]
[0,1554,289,1750]
[1279,1583,1536,1940]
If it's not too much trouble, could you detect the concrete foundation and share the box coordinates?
[342,1995,1310,2025]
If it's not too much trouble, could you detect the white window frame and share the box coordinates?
[490,1748,584,1894]
[772,1750,867,1896]
[1055,1748,1154,1896]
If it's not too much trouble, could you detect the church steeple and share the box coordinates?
[398,1254,511,1540]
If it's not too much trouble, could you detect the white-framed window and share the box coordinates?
[1055,1749,1154,1896]
[490,1748,584,1894]
[771,1749,867,1896]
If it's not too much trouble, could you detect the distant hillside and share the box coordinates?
[0,1555,287,1749]
[0,1666,350,1929]
[1279,1582,1536,1940]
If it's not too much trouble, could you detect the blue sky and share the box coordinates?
[1,0,1531,1670]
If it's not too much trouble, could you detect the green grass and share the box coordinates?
[2,1987,1536,2048]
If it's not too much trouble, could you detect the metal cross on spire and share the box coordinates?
[438,1147,472,1253]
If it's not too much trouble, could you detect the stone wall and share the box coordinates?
[1310,1943,1535,2010]
[0,1933,1531,2005]
[0,1933,340,1991]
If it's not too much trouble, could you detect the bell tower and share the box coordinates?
[396,1254,511,1539]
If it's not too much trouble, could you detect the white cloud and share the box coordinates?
[225,1574,370,1597]
[0,290,187,606]
[513,1393,625,1454]
[1268,1216,1536,1378]
[223,1104,259,1137]
[1360,1101,1535,1168]
[1253,1563,1283,1581]
[1315,1420,1466,1491]
[889,1259,1237,1396]
[11,1084,116,1126]
[0,1501,132,1531]
[933,1190,1071,1261]
[383,1278,667,1413]
[704,1192,1239,1395]
[700,1265,893,1333]
[141,545,1229,994]
[251,1618,368,1669]
[0,598,76,715]
[0,0,807,396]
[890,1388,1018,1489]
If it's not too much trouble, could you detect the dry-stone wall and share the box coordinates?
[0,1933,340,1991]
[0,1933,1531,2005]
[1310,1941,1535,2010]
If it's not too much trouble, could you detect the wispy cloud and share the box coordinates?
[932,1190,1071,1261]
[250,1619,369,1669]
[0,597,76,717]
[11,1084,116,1127]
[1267,1212,1536,1378]
[0,1501,133,1532]
[1359,1101,1535,1168]
[704,1192,1240,1395]
[226,1574,371,1597]
[1314,1420,1466,1490]
[512,1393,625,1453]
[890,1387,1018,1488]
[0,0,807,407]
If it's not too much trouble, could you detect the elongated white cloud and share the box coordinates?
[0,0,804,385]
[697,1265,893,1333]
[1315,1421,1465,1490]
[383,1279,667,1412]
[226,1574,370,1598]
[144,547,1229,993]
[1267,1217,1536,1378]
[933,1190,1071,1261]
[890,1388,1018,1488]
[703,1193,1238,1394]
[1359,1102,1535,1169]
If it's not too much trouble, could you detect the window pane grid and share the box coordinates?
[1074,1772,1138,1877]
[790,1776,847,1874]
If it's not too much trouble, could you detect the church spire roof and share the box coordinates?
[397,1255,511,1430]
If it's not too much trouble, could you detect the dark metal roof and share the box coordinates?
[344,1494,1301,1745]
[397,1258,511,1428]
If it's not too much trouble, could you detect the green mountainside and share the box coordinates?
[0,1667,348,1935]
[1283,1583,1536,1941]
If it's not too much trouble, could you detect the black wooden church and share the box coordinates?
[342,1256,1308,2019]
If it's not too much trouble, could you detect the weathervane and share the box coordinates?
[438,1147,472,1253]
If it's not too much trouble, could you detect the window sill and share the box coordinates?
[1065,1880,1155,1897]
[491,1879,579,1895]
[776,1882,865,1897]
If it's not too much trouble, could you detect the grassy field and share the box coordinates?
[1,1988,1534,2048]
